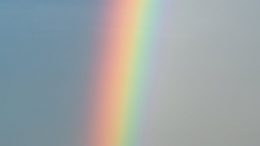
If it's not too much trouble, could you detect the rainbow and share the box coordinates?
[87,1,158,146]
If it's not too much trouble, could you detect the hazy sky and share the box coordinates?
[1,0,260,146]
[142,0,260,146]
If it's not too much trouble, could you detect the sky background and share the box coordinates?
[144,0,260,145]
[0,1,101,145]
[1,0,260,146]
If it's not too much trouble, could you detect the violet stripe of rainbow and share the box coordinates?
[88,1,158,146]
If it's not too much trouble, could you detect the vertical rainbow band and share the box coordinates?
[88,1,158,146]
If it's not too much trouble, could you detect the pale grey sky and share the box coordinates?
[142,0,260,146]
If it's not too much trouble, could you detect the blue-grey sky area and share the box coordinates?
[0,1,101,146]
